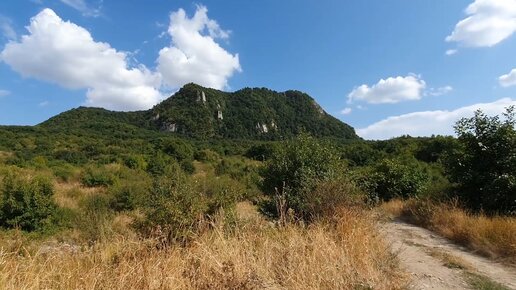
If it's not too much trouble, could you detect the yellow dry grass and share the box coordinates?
[382,199,516,264]
[0,207,406,290]
[53,182,105,209]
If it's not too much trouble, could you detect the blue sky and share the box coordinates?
[1,0,515,139]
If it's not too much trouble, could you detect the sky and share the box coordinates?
[0,0,516,139]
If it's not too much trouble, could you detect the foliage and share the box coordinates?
[194,149,220,163]
[0,171,59,231]
[81,165,118,187]
[245,142,278,161]
[137,169,208,243]
[123,154,147,170]
[260,134,343,220]
[446,107,516,214]
[356,158,429,201]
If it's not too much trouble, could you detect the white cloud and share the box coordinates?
[0,89,10,97]
[60,0,101,17]
[157,5,241,90]
[357,98,516,140]
[0,8,162,111]
[446,49,458,56]
[0,15,17,40]
[425,86,453,97]
[340,107,352,115]
[39,100,49,107]
[446,0,516,47]
[347,75,426,104]
[499,68,516,87]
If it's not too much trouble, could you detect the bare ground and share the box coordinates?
[381,219,516,290]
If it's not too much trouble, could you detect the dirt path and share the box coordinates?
[382,219,516,290]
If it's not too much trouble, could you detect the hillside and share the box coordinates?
[39,83,358,140]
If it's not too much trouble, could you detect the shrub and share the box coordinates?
[51,162,77,182]
[244,143,278,161]
[194,149,220,163]
[356,159,429,202]
[305,179,365,218]
[200,175,245,215]
[162,138,194,162]
[260,134,342,220]
[147,152,179,176]
[137,171,208,243]
[123,154,147,170]
[81,165,118,187]
[0,171,59,231]
[109,179,151,212]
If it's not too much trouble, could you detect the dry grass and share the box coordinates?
[382,199,516,264]
[53,182,105,209]
[0,207,406,290]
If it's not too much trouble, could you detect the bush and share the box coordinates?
[162,138,194,162]
[109,179,151,212]
[305,179,365,218]
[245,143,278,161]
[81,165,118,187]
[200,175,245,215]
[123,154,147,170]
[0,171,59,231]
[260,134,342,220]
[356,159,429,201]
[51,162,77,182]
[137,170,208,243]
[194,149,220,163]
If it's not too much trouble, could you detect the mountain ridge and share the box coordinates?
[39,83,359,140]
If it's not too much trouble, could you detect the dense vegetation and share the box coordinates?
[38,83,358,140]
[0,86,514,288]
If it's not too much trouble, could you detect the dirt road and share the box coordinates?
[382,220,516,290]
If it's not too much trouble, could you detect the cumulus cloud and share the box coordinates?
[446,49,458,56]
[425,86,453,97]
[0,15,17,40]
[157,5,241,90]
[60,0,101,17]
[357,98,516,140]
[0,89,10,97]
[499,68,516,87]
[347,75,427,104]
[0,8,162,111]
[446,0,516,47]
[340,107,352,115]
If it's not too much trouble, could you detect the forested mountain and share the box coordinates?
[39,83,358,140]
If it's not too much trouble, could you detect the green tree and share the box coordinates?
[260,134,342,220]
[446,107,516,214]
[356,158,429,201]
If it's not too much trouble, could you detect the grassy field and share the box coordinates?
[0,199,407,290]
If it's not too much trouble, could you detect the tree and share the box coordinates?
[356,158,429,201]
[260,134,343,220]
[446,107,516,214]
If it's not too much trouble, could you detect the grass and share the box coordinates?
[381,199,516,264]
[426,248,472,270]
[428,248,510,290]
[0,206,407,289]
[466,273,510,290]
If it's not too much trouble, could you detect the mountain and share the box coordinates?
[39,83,358,140]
